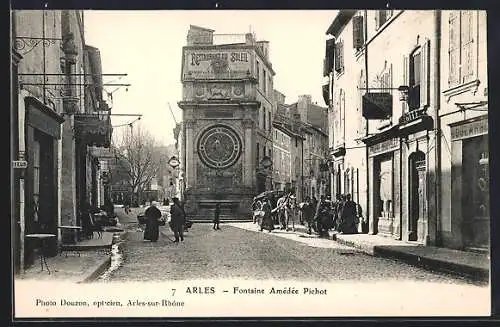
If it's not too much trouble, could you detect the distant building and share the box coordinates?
[272,94,328,201]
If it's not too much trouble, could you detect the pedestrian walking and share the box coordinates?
[332,194,343,231]
[213,203,221,230]
[338,194,358,234]
[144,199,162,242]
[170,197,186,242]
[260,199,274,232]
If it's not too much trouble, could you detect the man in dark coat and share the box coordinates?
[213,203,221,230]
[170,197,186,242]
[144,200,162,242]
[338,194,358,234]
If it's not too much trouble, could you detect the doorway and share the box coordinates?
[408,151,426,242]
[462,135,489,251]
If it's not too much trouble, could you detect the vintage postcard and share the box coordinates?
[11,8,491,318]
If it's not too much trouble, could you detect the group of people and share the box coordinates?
[143,197,187,243]
[305,193,362,236]
[251,191,363,238]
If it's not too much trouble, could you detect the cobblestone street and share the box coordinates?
[99,209,484,285]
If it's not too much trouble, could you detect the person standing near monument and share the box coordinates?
[213,203,221,230]
[170,197,186,242]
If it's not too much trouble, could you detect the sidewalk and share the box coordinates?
[18,231,119,283]
[333,233,490,282]
[237,221,489,282]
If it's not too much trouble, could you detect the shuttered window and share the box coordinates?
[353,15,364,49]
[448,11,476,87]
[461,10,475,82]
[448,12,460,85]
[376,10,393,29]
[334,40,344,73]
[325,39,335,76]
[406,39,430,111]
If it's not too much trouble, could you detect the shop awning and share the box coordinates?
[25,96,65,139]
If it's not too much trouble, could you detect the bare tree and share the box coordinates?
[114,125,162,204]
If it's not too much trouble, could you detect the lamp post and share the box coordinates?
[168,155,181,199]
[260,156,273,192]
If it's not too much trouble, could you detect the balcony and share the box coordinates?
[322,83,329,107]
[330,144,346,158]
[74,114,113,148]
[397,108,434,136]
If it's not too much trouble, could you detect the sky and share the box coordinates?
[83,10,337,146]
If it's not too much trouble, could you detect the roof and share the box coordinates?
[189,25,215,32]
[326,10,357,37]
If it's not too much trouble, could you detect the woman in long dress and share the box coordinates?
[259,199,274,232]
[144,201,162,242]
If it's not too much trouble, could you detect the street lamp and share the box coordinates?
[259,156,273,191]
[260,156,273,169]
[168,155,180,169]
[168,156,181,199]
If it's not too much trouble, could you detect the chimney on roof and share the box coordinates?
[187,25,214,45]
[245,33,254,45]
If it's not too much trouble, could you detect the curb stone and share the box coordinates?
[78,231,129,283]
[333,236,489,282]
[79,256,111,283]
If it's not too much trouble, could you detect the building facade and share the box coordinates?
[11,10,112,272]
[325,11,368,233]
[324,10,489,252]
[438,10,488,251]
[297,96,329,200]
[178,25,275,220]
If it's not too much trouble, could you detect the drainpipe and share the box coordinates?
[364,9,371,234]
[433,10,442,246]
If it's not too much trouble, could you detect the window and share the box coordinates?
[256,143,260,166]
[324,38,336,76]
[405,39,430,111]
[449,11,476,86]
[33,138,40,223]
[352,15,365,49]
[268,110,272,132]
[263,70,267,93]
[263,109,266,130]
[408,49,421,110]
[295,138,298,147]
[334,40,344,73]
[376,10,393,29]
[256,61,260,86]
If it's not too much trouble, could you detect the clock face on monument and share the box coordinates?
[197,125,242,169]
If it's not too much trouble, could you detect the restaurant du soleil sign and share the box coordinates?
[183,49,253,79]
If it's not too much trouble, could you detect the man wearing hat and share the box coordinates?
[169,197,186,242]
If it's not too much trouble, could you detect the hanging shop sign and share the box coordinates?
[362,92,393,119]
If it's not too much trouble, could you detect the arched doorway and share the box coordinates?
[408,151,426,242]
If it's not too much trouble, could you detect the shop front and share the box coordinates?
[23,96,65,265]
[364,129,401,238]
[74,114,112,222]
[450,115,489,252]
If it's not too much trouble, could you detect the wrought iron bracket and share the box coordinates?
[14,36,62,56]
